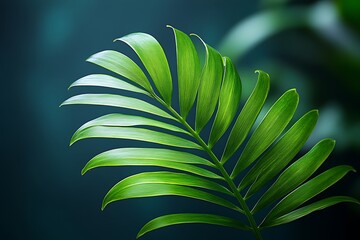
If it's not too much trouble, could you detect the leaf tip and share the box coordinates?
[113,38,121,43]
[59,100,68,108]
[190,33,205,45]
[311,109,319,117]
[69,136,77,146]
[101,202,107,211]
[288,88,298,95]
[286,88,300,103]
[254,69,270,78]
[85,54,95,63]
[102,194,112,211]
[136,229,145,239]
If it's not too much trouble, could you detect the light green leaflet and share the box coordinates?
[137,213,250,238]
[69,74,150,95]
[231,89,299,179]
[70,126,201,149]
[240,110,318,197]
[87,50,153,92]
[104,172,232,196]
[115,33,173,105]
[63,27,358,240]
[262,196,359,228]
[83,147,214,168]
[61,94,175,120]
[263,165,355,224]
[168,26,201,119]
[209,57,242,148]
[221,70,269,163]
[81,148,221,179]
[252,138,336,213]
[102,183,242,212]
[193,34,224,133]
[74,113,189,136]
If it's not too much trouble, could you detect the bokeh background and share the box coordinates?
[3,0,360,239]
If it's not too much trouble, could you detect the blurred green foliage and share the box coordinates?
[220,0,360,152]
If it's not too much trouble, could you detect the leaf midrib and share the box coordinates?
[151,93,263,240]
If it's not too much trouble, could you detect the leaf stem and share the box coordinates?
[153,94,263,240]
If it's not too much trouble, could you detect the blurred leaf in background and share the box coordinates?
[220,0,360,153]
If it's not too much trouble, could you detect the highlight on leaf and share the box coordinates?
[62,26,359,240]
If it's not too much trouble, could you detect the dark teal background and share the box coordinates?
[3,0,359,239]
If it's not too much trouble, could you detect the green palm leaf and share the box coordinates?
[63,27,358,240]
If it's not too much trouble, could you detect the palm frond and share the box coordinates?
[63,26,359,240]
